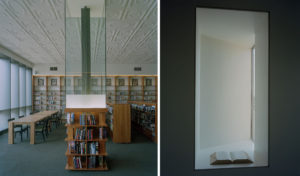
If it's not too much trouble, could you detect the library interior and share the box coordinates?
[0,0,157,176]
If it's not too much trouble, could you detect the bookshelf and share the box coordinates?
[115,76,129,103]
[65,108,109,171]
[33,75,158,111]
[106,103,131,143]
[47,76,61,110]
[129,101,157,143]
[143,76,157,102]
[106,76,116,103]
[33,76,65,112]
[33,76,47,111]
[129,76,143,101]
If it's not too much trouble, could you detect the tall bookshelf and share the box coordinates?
[65,108,108,170]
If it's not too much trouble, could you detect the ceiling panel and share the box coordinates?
[0,0,157,65]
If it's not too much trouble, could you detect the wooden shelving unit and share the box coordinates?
[106,103,131,143]
[106,75,157,104]
[129,101,157,143]
[65,108,109,171]
[33,75,157,111]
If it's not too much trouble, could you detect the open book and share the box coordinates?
[210,151,253,165]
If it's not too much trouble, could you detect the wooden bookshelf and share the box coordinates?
[129,101,157,143]
[65,108,109,171]
[106,103,131,143]
[33,75,157,110]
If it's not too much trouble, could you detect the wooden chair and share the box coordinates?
[50,113,59,129]
[19,115,29,138]
[8,118,23,142]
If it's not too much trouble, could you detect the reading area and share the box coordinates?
[195,8,269,170]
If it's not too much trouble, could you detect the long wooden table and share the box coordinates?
[8,110,58,144]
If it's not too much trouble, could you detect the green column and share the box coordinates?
[81,6,91,94]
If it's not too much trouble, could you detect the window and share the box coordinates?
[0,56,32,131]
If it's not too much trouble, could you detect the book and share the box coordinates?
[66,113,75,124]
[210,151,253,165]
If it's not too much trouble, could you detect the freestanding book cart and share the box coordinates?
[65,108,108,170]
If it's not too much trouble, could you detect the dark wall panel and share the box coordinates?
[161,0,300,175]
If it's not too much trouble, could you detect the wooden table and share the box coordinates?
[8,110,58,144]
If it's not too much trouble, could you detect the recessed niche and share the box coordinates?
[195,8,268,170]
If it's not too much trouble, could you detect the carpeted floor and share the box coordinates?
[0,125,157,176]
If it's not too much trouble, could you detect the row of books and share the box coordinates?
[88,156,106,168]
[79,114,86,125]
[131,104,156,112]
[72,156,106,169]
[87,129,94,140]
[87,114,96,125]
[69,141,100,154]
[67,113,75,124]
[75,128,86,140]
[75,128,107,140]
[73,157,83,169]
[99,127,107,139]
[79,113,97,125]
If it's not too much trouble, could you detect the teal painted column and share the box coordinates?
[81,6,91,94]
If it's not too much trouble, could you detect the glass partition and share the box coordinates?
[66,0,106,96]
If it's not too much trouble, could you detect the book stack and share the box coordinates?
[67,113,75,124]
[69,142,87,154]
[80,142,87,154]
[73,157,82,169]
[69,141,75,153]
[80,114,86,125]
[88,156,96,168]
[88,142,99,154]
[87,114,96,125]
[99,156,105,168]
[75,128,86,140]
[99,127,107,139]
[87,129,94,140]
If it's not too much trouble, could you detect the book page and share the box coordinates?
[215,151,231,161]
[230,151,250,161]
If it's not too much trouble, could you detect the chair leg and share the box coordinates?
[20,132,23,142]
[42,132,45,142]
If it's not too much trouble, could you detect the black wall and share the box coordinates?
[161,0,300,175]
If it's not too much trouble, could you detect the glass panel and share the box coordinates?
[66,0,106,95]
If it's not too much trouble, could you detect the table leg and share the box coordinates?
[8,122,14,144]
[30,122,35,144]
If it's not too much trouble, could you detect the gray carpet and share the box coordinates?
[0,125,157,176]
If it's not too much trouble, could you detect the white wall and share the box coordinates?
[34,63,157,75]
[198,35,252,149]
[107,63,157,75]
[253,13,268,165]
[33,63,65,75]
